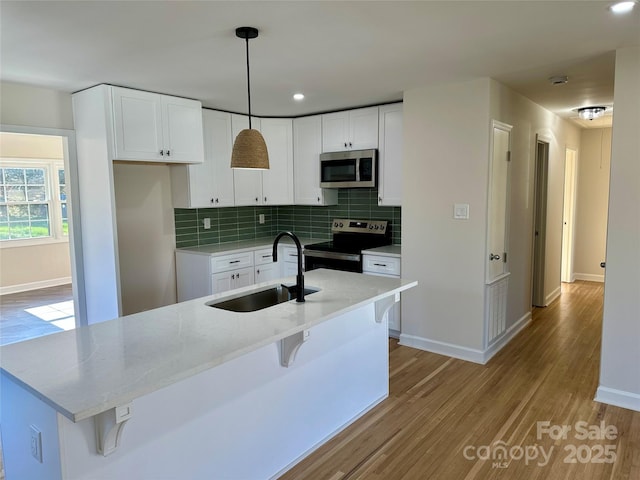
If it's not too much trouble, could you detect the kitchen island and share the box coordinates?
[1,269,416,480]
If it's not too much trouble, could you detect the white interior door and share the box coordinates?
[486,121,512,283]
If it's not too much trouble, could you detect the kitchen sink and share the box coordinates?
[207,284,319,313]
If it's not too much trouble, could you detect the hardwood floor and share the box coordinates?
[280,281,640,480]
[0,284,73,345]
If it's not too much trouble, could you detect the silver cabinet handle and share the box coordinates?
[166,150,171,156]
[344,142,348,148]
[159,150,164,156]
[373,263,387,267]
[256,269,260,275]
[317,197,321,203]
[264,196,267,203]
[229,260,240,264]
[262,255,271,258]
[489,253,501,261]
[255,197,259,203]
[231,274,235,279]
[349,142,352,148]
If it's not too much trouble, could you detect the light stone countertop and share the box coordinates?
[177,236,318,256]
[0,269,416,423]
[361,245,402,257]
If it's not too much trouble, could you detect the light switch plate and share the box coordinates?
[30,425,43,463]
[454,203,470,220]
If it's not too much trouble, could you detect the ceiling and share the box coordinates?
[1,1,638,128]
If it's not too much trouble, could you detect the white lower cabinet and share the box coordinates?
[212,267,254,294]
[280,245,302,277]
[362,253,401,337]
[254,248,280,283]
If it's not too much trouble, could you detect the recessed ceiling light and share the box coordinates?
[293,93,305,101]
[609,1,636,13]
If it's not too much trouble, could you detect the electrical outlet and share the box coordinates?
[30,425,42,463]
[259,214,265,224]
[203,218,211,229]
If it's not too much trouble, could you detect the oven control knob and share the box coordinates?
[375,225,379,230]
[334,222,338,228]
[369,225,374,229]
[339,222,344,227]
[380,225,385,230]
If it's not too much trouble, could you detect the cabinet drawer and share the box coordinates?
[211,251,253,273]
[254,248,276,266]
[281,246,301,263]
[362,255,400,276]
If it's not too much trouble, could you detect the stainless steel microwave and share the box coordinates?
[319,149,377,188]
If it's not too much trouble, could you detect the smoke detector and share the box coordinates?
[548,75,569,85]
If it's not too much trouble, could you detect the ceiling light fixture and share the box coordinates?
[578,106,607,121]
[230,26,269,170]
[293,93,305,101]
[609,1,636,13]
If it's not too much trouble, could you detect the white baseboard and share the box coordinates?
[399,333,485,364]
[595,386,640,412]
[574,273,605,283]
[0,277,71,296]
[399,311,532,365]
[546,286,562,306]
[483,311,532,363]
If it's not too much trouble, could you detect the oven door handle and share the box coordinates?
[303,249,361,262]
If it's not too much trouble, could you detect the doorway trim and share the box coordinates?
[531,134,551,307]
[1,124,87,326]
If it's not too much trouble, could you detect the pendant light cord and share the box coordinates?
[245,36,252,130]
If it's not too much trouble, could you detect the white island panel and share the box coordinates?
[3,303,388,480]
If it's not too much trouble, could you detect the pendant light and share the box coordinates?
[231,26,269,170]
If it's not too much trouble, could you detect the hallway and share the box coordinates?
[281,281,640,479]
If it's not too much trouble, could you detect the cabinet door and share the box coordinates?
[231,114,263,206]
[378,104,403,206]
[349,107,379,150]
[322,111,349,152]
[261,118,294,205]
[255,262,280,283]
[112,87,164,161]
[211,270,234,294]
[233,267,255,289]
[206,110,235,207]
[161,95,204,164]
[293,116,338,205]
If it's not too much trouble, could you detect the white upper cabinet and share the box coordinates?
[170,109,235,208]
[231,114,294,206]
[321,107,379,152]
[293,116,337,206]
[261,118,294,205]
[231,114,263,206]
[112,87,203,163]
[377,103,403,206]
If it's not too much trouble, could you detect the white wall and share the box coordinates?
[574,128,611,281]
[113,163,177,314]
[402,78,491,353]
[401,76,582,361]
[596,47,640,412]
[0,82,73,130]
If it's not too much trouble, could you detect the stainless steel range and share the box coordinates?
[303,219,391,273]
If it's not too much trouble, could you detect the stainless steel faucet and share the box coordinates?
[272,231,305,302]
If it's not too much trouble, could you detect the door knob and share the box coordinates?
[489,253,501,261]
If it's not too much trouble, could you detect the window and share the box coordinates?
[0,159,68,246]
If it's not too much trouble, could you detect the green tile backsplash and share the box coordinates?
[174,188,401,248]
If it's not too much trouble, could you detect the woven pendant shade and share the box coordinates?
[231,128,270,169]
